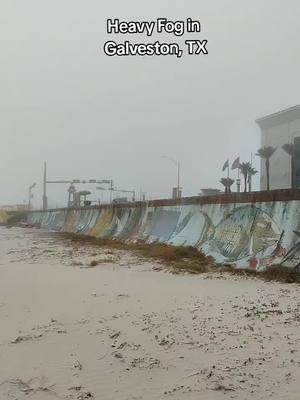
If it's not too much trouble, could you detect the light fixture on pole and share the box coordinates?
[96,185,136,203]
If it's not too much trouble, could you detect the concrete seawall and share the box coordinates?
[27,190,300,270]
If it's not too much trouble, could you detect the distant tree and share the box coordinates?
[256,146,276,191]
[220,177,235,194]
[239,162,252,193]
[247,166,258,192]
[282,143,296,189]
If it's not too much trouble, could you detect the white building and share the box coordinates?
[256,105,300,190]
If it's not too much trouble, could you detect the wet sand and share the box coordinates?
[0,227,300,399]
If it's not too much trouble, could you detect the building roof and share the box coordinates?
[256,105,300,128]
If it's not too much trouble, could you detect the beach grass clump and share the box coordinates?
[58,232,300,283]
[144,244,205,261]
[260,265,298,283]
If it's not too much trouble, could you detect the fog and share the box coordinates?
[1,0,300,207]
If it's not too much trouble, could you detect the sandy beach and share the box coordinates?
[1,227,300,399]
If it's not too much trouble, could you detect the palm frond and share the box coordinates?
[220,177,235,187]
[282,143,295,156]
[239,162,252,176]
[256,146,276,159]
[248,166,258,177]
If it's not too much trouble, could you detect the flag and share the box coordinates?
[231,157,240,170]
[222,160,229,171]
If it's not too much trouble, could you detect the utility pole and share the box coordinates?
[28,183,36,210]
[163,156,181,198]
[110,180,114,203]
[43,162,48,210]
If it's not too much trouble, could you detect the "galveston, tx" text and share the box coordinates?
[103,18,208,58]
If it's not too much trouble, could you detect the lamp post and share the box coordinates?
[163,156,181,198]
[28,183,37,210]
[110,180,114,203]
[43,162,48,210]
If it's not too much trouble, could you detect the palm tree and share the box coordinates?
[256,146,276,190]
[282,143,296,189]
[220,177,235,194]
[247,166,258,192]
[239,162,252,193]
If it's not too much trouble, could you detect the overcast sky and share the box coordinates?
[1,0,300,207]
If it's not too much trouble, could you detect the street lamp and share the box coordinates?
[96,183,114,203]
[163,156,181,198]
[28,183,37,210]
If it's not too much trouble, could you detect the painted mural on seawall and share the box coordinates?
[27,200,300,270]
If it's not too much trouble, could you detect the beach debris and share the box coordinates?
[74,360,83,370]
[109,330,121,339]
[68,386,94,399]
[211,382,236,392]
[10,333,43,344]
